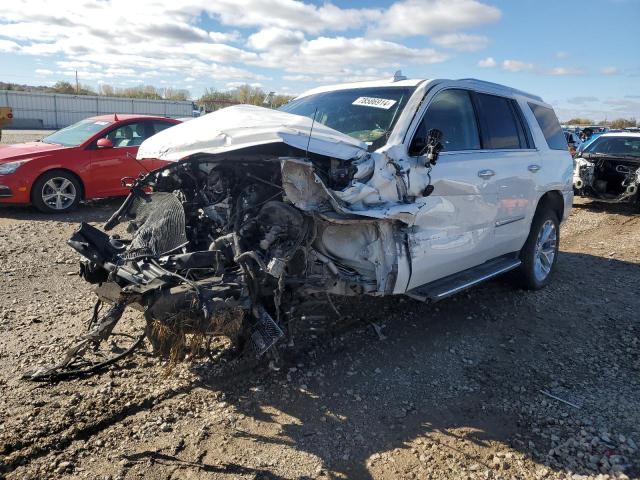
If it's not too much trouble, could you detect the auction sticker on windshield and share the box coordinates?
[352,97,397,109]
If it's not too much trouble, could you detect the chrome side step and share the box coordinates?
[406,255,521,303]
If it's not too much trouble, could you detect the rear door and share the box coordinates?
[471,92,539,257]
[405,88,499,289]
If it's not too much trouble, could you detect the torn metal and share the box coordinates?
[573,154,640,204]
[27,105,444,379]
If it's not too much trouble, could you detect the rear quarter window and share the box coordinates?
[528,103,567,150]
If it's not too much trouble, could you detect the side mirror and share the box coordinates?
[97,138,114,149]
[418,129,443,166]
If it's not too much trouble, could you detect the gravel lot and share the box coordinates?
[0,130,55,144]
[0,132,638,479]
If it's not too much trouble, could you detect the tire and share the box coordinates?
[513,207,560,290]
[31,170,81,213]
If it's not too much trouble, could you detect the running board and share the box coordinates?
[406,255,521,303]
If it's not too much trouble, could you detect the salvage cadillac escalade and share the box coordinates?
[26,76,574,380]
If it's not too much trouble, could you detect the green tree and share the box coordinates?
[162,87,189,101]
[609,118,637,129]
[565,117,594,125]
[51,81,76,94]
[196,85,294,112]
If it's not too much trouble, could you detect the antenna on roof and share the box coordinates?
[113,113,119,121]
[305,108,318,161]
[392,70,407,82]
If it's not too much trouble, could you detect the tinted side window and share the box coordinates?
[528,103,567,150]
[103,122,149,148]
[410,89,480,155]
[474,93,527,149]
[152,121,175,134]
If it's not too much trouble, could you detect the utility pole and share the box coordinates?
[75,70,79,94]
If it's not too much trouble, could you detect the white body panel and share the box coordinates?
[404,151,498,289]
[137,104,367,162]
[136,77,573,296]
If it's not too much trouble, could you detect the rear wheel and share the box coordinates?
[32,170,81,213]
[513,208,559,290]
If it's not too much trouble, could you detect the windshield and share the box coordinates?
[583,136,640,158]
[42,119,112,146]
[279,87,415,148]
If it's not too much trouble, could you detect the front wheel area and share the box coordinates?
[512,208,560,290]
[31,170,82,213]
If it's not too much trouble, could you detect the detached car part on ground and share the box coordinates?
[573,132,640,205]
[25,77,574,381]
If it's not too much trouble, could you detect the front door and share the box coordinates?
[404,88,498,290]
[88,121,154,197]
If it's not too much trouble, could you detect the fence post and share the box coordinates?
[53,94,58,129]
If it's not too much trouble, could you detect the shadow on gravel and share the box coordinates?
[122,451,291,479]
[0,198,122,224]
[191,251,639,479]
[573,198,639,216]
[2,247,637,478]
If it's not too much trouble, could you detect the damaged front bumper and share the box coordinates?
[26,147,412,380]
[573,156,640,203]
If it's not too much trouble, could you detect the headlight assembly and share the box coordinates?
[0,160,27,175]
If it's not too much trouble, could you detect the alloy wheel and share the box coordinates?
[41,177,77,211]
[533,219,557,282]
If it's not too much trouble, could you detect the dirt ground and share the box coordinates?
[0,134,639,479]
[0,130,55,144]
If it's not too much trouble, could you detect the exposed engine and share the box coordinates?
[574,156,640,203]
[25,152,404,380]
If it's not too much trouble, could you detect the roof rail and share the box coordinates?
[456,78,543,102]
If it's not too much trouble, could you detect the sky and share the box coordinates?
[0,0,639,121]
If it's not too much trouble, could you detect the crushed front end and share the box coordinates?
[573,150,640,205]
[26,148,409,380]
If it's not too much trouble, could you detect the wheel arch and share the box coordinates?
[30,168,86,202]
[534,190,564,221]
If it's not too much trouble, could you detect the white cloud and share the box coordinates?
[247,27,305,51]
[34,68,53,75]
[283,74,313,82]
[372,0,500,37]
[432,33,488,51]
[0,39,20,52]
[548,66,586,76]
[203,0,381,34]
[255,36,448,77]
[555,98,640,121]
[225,81,261,88]
[601,66,618,75]
[477,56,496,68]
[208,30,240,43]
[556,51,568,59]
[567,96,598,104]
[502,59,534,72]
[0,0,490,88]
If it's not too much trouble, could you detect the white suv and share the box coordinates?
[40,76,574,377]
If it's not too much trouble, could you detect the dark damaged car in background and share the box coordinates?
[26,75,574,380]
[573,132,640,206]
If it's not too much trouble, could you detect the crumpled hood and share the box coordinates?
[0,141,69,162]
[137,104,368,162]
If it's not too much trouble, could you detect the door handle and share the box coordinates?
[477,169,495,179]
[528,164,541,173]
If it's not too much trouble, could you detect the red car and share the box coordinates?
[0,114,180,213]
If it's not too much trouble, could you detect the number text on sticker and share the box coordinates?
[352,97,397,110]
